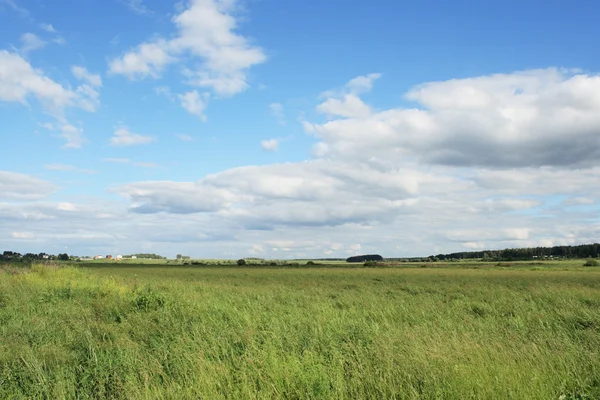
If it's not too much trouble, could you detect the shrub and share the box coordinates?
[363,261,377,268]
[134,288,166,311]
[237,259,247,266]
[306,261,315,266]
[584,259,599,267]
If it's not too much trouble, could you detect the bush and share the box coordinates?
[134,288,166,311]
[306,261,315,266]
[363,261,377,268]
[584,259,599,267]
[237,259,247,266]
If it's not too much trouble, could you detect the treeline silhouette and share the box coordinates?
[346,254,384,263]
[0,251,69,262]
[430,243,600,261]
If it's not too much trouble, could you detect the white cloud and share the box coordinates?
[122,0,150,15]
[155,85,175,101]
[103,158,131,164]
[21,32,46,52]
[315,74,379,119]
[307,69,600,168]
[178,90,209,120]
[103,158,157,167]
[564,197,595,206]
[108,0,266,96]
[0,171,56,200]
[260,139,279,151]
[5,69,600,258]
[0,51,73,109]
[39,23,55,33]
[44,164,95,174]
[71,66,102,87]
[480,198,540,213]
[346,73,381,94]
[269,102,285,125]
[0,50,99,147]
[109,127,155,146]
[133,162,158,168]
[52,36,66,45]
[108,40,174,79]
[320,73,381,98]
[177,134,194,141]
[317,94,372,118]
[11,231,36,239]
[58,124,84,149]
[0,0,29,17]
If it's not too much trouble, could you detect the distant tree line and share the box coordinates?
[346,254,383,263]
[429,243,600,261]
[0,251,70,262]
[125,253,166,259]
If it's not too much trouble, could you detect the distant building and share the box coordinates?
[131,256,137,259]
[106,255,113,260]
[94,255,104,260]
[116,255,123,260]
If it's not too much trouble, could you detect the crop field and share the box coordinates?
[1,262,599,399]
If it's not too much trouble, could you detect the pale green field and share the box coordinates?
[1,262,599,399]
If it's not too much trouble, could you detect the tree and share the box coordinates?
[237,259,247,266]
[58,253,69,261]
[176,254,183,260]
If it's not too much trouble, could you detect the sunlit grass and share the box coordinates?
[1,263,599,399]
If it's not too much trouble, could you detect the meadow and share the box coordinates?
[1,261,599,399]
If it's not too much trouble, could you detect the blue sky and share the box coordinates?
[1,0,600,258]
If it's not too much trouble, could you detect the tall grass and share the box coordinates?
[1,264,599,399]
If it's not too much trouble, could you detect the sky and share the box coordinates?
[1,0,600,259]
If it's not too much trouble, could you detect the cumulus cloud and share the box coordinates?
[260,139,279,151]
[0,51,99,147]
[71,66,102,87]
[58,124,85,149]
[109,127,155,146]
[0,50,75,110]
[5,69,600,258]
[109,40,174,79]
[108,0,266,96]
[308,69,600,168]
[317,94,372,118]
[178,90,209,120]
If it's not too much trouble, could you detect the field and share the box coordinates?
[1,262,599,399]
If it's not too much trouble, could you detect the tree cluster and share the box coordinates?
[125,253,166,259]
[0,251,66,262]
[346,254,383,263]
[430,243,600,261]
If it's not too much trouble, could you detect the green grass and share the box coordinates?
[1,263,599,399]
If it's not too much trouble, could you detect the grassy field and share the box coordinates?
[1,262,599,399]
